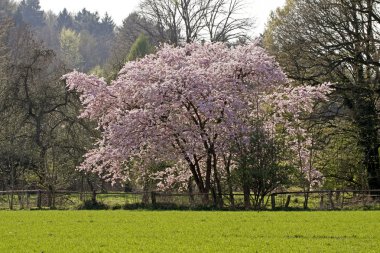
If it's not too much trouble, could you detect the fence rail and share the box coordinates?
[271,190,380,210]
[0,189,379,210]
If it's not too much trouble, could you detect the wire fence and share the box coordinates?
[271,190,380,210]
[0,189,379,210]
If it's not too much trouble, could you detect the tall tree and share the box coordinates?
[263,0,380,190]
[59,28,83,69]
[0,25,93,197]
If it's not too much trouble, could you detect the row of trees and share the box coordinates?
[0,0,113,196]
[0,0,258,201]
[1,0,379,209]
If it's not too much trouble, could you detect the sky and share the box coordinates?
[37,0,286,34]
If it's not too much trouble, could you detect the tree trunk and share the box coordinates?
[243,184,251,210]
[224,154,235,208]
[80,174,84,201]
[142,176,149,205]
[87,177,97,205]
[212,153,223,208]
[201,190,210,205]
[365,145,380,190]
[354,97,380,190]
[187,177,194,206]
[303,192,309,209]
[18,193,23,209]
[227,173,235,209]
[47,185,55,209]
[189,163,209,205]
[9,161,15,210]
[211,186,217,207]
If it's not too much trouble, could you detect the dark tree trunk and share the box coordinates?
[303,192,309,209]
[9,159,15,210]
[80,174,84,201]
[187,177,194,206]
[243,184,251,210]
[365,144,380,190]
[211,186,217,207]
[212,152,223,208]
[353,94,380,190]
[205,153,212,194]
[47,184,55,209]
[225,162,235,208]
[190,163,209,205]
[87,177,97,205]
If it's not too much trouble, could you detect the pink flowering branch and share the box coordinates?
[64,42,287,192]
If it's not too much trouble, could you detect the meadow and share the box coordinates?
[0,211,379,252]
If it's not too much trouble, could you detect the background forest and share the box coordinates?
[0,0,379,208]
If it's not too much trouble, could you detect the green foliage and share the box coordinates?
[89,65,106,78]
[105,12,157,80]
[263,0,380,190]
[78,30,102,72]
[314,120,367,189]
[59,28,83,69]
[126,33,154,62]
[234,122,294,208]
[0,211,379,252]
[0,24,95,192]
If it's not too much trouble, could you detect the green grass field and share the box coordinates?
[0,211,379,252]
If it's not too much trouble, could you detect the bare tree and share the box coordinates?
[139,0,253,44]
[139,0,182,45]
[204,0,252,42]
[0,24,95,203]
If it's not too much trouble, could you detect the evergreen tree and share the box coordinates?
[99,12,115,37]
[56,8,74,31]
[16,0,45,27]
[74,8,101,35]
